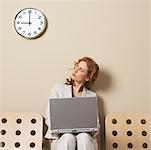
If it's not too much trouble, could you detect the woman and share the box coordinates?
[45,57,100,150]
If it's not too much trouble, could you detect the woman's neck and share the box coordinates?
[72,81,84,93]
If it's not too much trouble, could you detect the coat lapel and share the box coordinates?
[81,86,89,97]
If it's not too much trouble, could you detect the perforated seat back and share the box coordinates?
[105,113,151,150]
[0,112,43,150]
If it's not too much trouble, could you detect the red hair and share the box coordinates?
[65,57,99,89]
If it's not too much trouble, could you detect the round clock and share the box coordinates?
[14,8,47,39]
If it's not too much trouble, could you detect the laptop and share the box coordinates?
[49,97,97,134]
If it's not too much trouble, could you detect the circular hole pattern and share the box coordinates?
[112,143,118,148]
[30,130,36,136]
[143,143,148,148]
[15,142,20,148]
[141,119,146,124]
[142,131,147,136]
[1,130,6,135]
[127,131,132,136]
[31,119,36,124]
[16,130,21,136]
[112,119,117,124]
[0,142,5,147]
[127,143,133,148]
[16,119,22,124]
[112,131,118,136]
[126,119,132,124]
[30,142,35,148]
[1,118,7,123]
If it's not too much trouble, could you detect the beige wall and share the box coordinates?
[0,5,2,111]
[149,0,151,114]
[0,0,149,115]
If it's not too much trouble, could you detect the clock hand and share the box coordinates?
[21,22,30,24]
[29,10,31,26]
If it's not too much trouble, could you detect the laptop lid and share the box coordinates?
[49,97,97,133]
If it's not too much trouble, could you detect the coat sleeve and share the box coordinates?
[92,111,101,138]
[45,84,60,139]
[93,96,101,138]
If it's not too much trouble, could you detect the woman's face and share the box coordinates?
[71,61,89,84]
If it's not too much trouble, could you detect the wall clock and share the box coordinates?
[14,8,47,39]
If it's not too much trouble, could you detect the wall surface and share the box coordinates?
[149,0,151,114]
[0,0,149,114]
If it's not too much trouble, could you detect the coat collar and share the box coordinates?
[82,86,89,97]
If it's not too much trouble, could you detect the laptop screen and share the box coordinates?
[49,97,97,130]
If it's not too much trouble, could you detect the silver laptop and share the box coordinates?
[49,97,97,134]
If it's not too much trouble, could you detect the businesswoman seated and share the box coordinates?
[45,57,100,150]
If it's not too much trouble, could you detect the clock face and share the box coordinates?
[14,8,47,39]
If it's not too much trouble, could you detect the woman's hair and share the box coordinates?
[65,57,99,89]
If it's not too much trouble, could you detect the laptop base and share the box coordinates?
[50,127,98,134]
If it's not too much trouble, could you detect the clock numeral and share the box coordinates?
[22,31,25,34]
[18,15,22,19]
[40,21,43,25]
[23,11,26,15]
[34,31,37,35]
[38,27,41,30]
[38,16,41,19]
[28,33,31,36]
[35,11,37,15]
[17,21,20,24]
[18,27,22,30]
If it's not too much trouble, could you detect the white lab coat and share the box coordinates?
[45,83,100,149]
